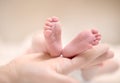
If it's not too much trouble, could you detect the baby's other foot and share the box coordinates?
[62,29,101,58]
[43,16,62,57]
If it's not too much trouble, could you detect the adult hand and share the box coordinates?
[0,44,112,83]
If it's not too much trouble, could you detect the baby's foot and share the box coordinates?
[27,17,62,57]
[43,17,62,57]
[62,29,101,57]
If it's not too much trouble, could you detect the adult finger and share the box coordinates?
[81,60,119,80]
[71,44,109,69]
[83,50,114,68]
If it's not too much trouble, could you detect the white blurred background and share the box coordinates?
[0,0,120,44]
[0,0,120,83]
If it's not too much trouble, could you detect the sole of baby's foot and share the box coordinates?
[62,29,101,58]
[43,16,62,57]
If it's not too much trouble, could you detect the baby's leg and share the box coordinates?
[62,29,101,57]
[27,17,62,57]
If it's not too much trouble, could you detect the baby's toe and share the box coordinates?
[51,16,59,22]
[92,29,98,34]
[44,26,52,31]
[92,40,99,45]
[45,22,53,27]
[47,17,53,22]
